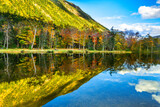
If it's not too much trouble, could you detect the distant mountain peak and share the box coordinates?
[153,35,160,38]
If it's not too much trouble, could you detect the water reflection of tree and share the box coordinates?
[0,53,160,82]
[0,53,160,106]
[106,53,160,75]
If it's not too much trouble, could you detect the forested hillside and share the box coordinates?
[0,0,105,31]
[0,0,109,49]
[0,0,159,52]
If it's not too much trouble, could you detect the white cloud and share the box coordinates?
[131,12,139,16]
[130,79,160,104]
[119,23,144,32]
[138,6,160,19]
[101,16,124,20]
[95,16,124,30]
[133,0,160,19]
[128,83,136,86]
[118,23,160,36]
[104,78,122,82]
[157,0,160,4]
[135,80,160,93]
[152,94,160,103]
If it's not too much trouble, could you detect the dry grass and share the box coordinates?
[0,49,132,54]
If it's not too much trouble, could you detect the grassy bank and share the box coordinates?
[0,49,132,54]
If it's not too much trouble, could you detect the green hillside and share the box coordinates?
[0,0,106,31]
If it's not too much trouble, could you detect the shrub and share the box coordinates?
[47,50,54,53]
[21,50,24,53]
[85,50,89,54]
[68,50,73,53]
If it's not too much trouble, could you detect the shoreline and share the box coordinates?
[0,49,132,54]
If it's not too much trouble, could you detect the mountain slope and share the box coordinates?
[0,0,107,31]
[153,35,160,38]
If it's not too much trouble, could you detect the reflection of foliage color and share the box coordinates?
[0,68,103,107]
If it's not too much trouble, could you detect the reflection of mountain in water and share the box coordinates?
[1,69,103,107]
[0,53,160,106]
[117,65,160,76]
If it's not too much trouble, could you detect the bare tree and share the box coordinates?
[31,26,37,49]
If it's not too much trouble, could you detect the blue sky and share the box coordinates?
[68,0,160,36]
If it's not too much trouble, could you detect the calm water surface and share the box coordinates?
[0,53,160,107]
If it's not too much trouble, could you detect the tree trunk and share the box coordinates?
[6,22,9,49]
[46,27,48,48]
[139,41,141,54]
[39,34,41,48]
[51,29,53,48]
[83,35,86,50]
[79,34,81,50]
[93,38,96,50]
[151,42,153,53]
[55,35,57,50]
[72,35,74,49]
[79,42,81,50]
[3,36,6,48]
[41,29,44,49]
[53,31,56,49]
[102,43,104,51]
[31,27,37,49]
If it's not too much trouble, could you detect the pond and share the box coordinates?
[0,53,160,107]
